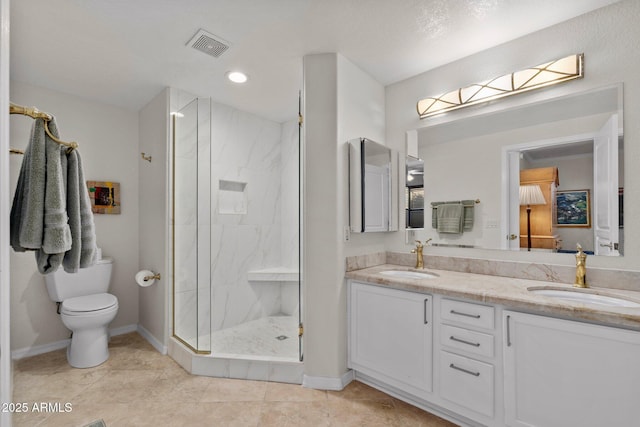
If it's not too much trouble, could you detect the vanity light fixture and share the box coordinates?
[226,71,248,84]
[417,53,584,119]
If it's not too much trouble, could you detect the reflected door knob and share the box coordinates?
[508,234,518,240]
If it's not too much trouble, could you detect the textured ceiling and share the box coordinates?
[10,0,620,123]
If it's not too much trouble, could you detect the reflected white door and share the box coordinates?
[364,164,389,232]
[507,151,521,250]
[593,114,619,256]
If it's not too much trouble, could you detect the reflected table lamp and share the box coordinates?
[519,185,547,251]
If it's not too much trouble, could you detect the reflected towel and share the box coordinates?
[431,200,475,231]
[436,203,464,234]
[461,200,475,231]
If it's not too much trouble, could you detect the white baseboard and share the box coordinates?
[110,324,138,336]
[11,338,69,360]
[137,324,167,354]
[11,323,138,360]
[302,370,354,391]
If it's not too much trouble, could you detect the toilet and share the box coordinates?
[44,257,119,368]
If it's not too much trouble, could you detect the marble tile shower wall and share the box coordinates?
[280,119,300,271]
[208,103,299,333]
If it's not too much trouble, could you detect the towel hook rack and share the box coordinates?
[9,102,79,152]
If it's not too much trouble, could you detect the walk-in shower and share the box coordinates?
[171,89,302,375]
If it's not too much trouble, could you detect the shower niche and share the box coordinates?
[171,88,302,381]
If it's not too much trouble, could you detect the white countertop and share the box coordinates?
[346,264,640,330]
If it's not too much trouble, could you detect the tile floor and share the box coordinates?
[12,333,457,426]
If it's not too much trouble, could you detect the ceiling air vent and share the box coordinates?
[187,29,230,58]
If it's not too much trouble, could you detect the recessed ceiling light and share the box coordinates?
[226,71,248,84]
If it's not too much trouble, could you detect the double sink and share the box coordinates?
[378,269,640,309]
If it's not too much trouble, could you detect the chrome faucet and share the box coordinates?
[411,239,432,269]
[574,243,588,288]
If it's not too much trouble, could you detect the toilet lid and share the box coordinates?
[61,293,118,313]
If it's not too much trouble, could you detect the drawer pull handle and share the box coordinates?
[450,309,481,319]
[424,298,429,324]
[450,336,480,347]
[450,363,480,377]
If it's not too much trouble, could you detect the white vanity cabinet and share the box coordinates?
[349,281,433,397]
[348,277,640,427]
[437,299,498,422]
[503,310,640,427]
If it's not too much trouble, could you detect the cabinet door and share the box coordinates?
[504,311,640,427]
[349,282,432,396]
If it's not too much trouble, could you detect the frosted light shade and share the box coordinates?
[417,54,584,119]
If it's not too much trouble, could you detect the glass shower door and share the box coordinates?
[172,97,211,354]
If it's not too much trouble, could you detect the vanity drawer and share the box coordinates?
[440,351,494,417]
[440,324,494,358]
[440,298,495,330]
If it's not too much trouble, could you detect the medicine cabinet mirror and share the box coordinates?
[348,138,399,233]
[406,156,424,229]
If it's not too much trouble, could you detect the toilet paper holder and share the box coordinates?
[144,272,161,282]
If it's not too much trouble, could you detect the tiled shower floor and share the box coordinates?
[12,333,458,426]
[210,315,299,361]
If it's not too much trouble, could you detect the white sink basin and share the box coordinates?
[379,270,439,279]
[528,288,640,308]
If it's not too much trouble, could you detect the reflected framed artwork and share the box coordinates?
[87,181,121,214]
[556,190,590,227]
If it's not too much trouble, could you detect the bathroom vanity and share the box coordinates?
[346,265,640,427]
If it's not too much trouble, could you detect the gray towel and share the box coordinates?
[461,200,475,231]
[63,149,97,272]
[10,117,96,274]
[431,200,475,231]
[436,203,464,234]
[11,118,47,251]
[40,119,72,255]
[11,118,73,273]
[37,118,72,273]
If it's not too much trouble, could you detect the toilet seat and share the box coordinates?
[61,293,118,315]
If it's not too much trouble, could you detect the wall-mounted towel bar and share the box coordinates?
[9,102,79,153]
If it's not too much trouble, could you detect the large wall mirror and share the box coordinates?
[411,83,623,257]
[349,138,399,232]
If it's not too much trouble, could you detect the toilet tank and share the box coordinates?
[44,257,114,302]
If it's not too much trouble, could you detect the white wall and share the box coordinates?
[385,0,640,272]
[9,81,140,351]
[138,88,169,351]
[0,0,11,423]
[303,53,385,382]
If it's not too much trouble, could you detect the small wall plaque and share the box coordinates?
[87,181,121,214]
